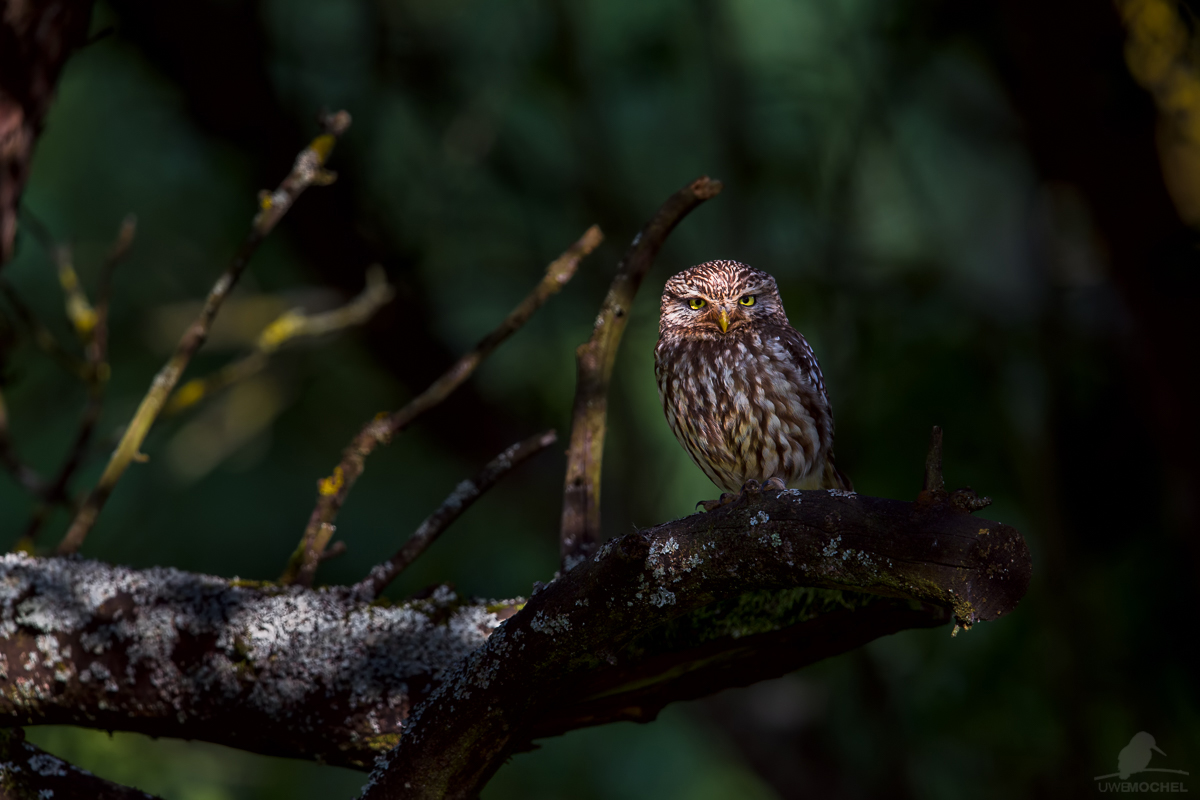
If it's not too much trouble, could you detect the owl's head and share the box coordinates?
[659,260,786,340]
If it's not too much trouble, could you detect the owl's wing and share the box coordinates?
[777,325,854,491]
[776,325,828,400]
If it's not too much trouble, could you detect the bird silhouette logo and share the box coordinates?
[1094,732,1190,781]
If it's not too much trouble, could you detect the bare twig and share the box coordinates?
[286,225,603,586]
[0,386,47,495]
[19,216,136,548]
[350,429,558,599]
[560,176,722,570]
[0,278,88,379]
[163,264,394,417]
[91,213,136,370]
[53,242,97,342]
[56,112,352,555]
[916,425,991,515]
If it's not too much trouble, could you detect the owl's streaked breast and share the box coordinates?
[654,328,832,493]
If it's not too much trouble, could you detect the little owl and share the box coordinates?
[654,259,851,497]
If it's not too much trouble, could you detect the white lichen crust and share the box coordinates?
[0,555,511,768]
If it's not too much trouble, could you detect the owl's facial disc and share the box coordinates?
[661,261,782,340]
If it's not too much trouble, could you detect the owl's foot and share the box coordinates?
[697,478,787,512]
[697,493,738,512]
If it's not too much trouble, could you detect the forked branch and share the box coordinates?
[20,215,136,548]
[288,225,603,585]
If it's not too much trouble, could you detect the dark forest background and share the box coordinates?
[2,0,1198,797]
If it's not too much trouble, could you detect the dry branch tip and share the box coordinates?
[353,429,558,600]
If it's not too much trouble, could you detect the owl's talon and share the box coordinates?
[697,492,738,512]
[764,477,788,492]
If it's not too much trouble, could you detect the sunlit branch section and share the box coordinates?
[52,243,96,342]
[1119,0,1200,223]
[560,176,722,571]
[289,225,603,586]
[56,111,352,556]
[164,264,394,417]
[349,429,558,599]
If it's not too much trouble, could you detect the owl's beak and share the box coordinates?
[717,308,730,333]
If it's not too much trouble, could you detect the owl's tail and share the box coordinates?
[820,452,854,492]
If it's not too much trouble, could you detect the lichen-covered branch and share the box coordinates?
[351,430,558,600]
[3,487,1029,788]
[527,593,949,741]
[292,226,603,584]
[365,486,1030,799]
[560,177,723,570]
[0,554,516,769]
[0,727,160,799]
[164,264,394,417]
[57,111,352,555]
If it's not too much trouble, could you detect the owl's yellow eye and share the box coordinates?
[739,295,756,307]
[687,297,706,310]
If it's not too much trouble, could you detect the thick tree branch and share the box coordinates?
[291,225,603,585]
[57,111,351,555]
[3,488,1029,784]
[560,176,723,570]
[528,594,949,741]
[0,553,515,769]
[365,486,1030,799]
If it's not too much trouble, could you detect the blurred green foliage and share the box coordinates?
[2,0,1196,797]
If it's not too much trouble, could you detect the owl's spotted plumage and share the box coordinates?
[654,259,850,494]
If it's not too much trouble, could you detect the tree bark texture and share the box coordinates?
[1,488,1029,795]
[0,0,95,265]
